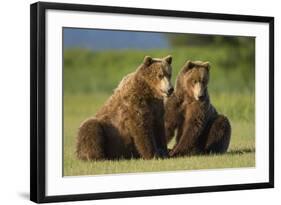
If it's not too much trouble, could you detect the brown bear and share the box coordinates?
[165,60,231,157]
[76,55,174,160]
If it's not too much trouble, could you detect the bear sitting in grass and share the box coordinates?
[76,55,174,160]
[165,60,231,157]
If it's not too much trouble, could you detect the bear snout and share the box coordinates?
[167,87,174,96]
[198,94,205,101]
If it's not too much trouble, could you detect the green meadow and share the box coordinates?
[63,44,255,176]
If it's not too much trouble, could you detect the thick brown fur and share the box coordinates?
[165,60,231,157]
[76,55,174,160]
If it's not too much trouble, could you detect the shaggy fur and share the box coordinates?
[165,60,231,156]
[76,55,173,160]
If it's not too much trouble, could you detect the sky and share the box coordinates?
[63,28,170,51]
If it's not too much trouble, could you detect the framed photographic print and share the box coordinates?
[30,1,274,203]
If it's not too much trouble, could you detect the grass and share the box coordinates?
[63,45,255,94]
[63,92,255,176]
[63,45,255,176]
[65,153,254,176]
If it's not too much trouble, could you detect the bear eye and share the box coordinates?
[192,80,197,84]
[158,74,164,79]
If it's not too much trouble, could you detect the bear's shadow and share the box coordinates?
[225,147,255,155]
[167,147,255,158]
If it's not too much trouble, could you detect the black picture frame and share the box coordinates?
[30,1,274,203]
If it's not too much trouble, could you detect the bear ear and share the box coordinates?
[143,56,153,66]
[202,61,210,71]
[164,55,172,65]
[182,60,195,72]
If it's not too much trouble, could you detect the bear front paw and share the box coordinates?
[156,148,169,159]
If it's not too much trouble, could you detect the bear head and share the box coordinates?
[176,60,210,101]
[139,55,174,98]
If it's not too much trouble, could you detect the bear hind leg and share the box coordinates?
[204,115,231,154]
[76,118,106,160]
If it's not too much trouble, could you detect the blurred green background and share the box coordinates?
[63,28,255,176]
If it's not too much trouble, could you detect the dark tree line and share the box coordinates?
[166,33,254,47]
